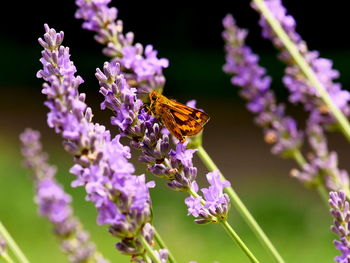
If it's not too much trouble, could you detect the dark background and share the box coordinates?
[1,0,350,91]
[1,1,349,262]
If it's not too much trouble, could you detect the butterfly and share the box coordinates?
[148,90,210,143]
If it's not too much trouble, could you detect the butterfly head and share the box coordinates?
[149,90,160,103]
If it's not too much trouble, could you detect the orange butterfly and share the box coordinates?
[148,91,210,143]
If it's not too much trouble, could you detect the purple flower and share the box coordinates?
[120,44,169,83]
[222,14,303,157]
[20,128,108,263]
[75,0,168,96]
[223,14,350,195]
[252,0,350,126]
[96,62,143,133]
[36,178,72,223]
[96,42,227,227]
[185,171,231,224]
[141,223,168,263]
[186,100,197,109]
[37,25,166,261]
[329,191,350,263]
[291,121,350,193]
[85,1,227,228]
[166,143,198,191]
[76,0,204,195]
[96,61,199,192]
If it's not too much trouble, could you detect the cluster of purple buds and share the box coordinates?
[96,61,228,222]
[222,14,303,157]
[20,128,108,263]
[76,0,203,194]
[140,223,169,263]
[222,13,350,196]
[252,0,350,127]
[96,61,198,192]
[75,0,169,96]
[329,191,350,263]
[185,171,231,224]
[36,24,166,261]
[78,0,230,228]
[291,123,350,193]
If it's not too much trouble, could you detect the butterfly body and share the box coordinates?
[148,91,210,143]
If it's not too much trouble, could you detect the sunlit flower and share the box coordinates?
[37,24,165,262]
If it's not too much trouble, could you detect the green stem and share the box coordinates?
[324,168,350,201]
[221,220,260,263]
[143,254,152,263]
[153,229,177,263]
[0,221,30,263]
[188,187,205,205]
[252,0,350,142]
[197,145,285,263]
[292,150,330,204]
[290,149,306,167]
[139,234,162,263]
[317,184,329,205]
[344,189,350,201]
[188,182,260,262]
[290,149,330,205]
[1,252,16,263]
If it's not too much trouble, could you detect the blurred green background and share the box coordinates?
[1,0,350,262]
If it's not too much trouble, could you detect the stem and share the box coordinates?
[188,187,205,205]
[0,221,30,263]
[317,184,329,205]
[221,221,260,263]
[290,150,338,205]
[344,189,350,201]
[252,0,350,142]
[1,253,16,263]
[143,254,152,263]
[291,151,330,204]
[196,145,285,263]
[325,169,350,201]
[153,229,178,263]
[188,181,260,262]
[139,234,162,263]
[290,149,306,167]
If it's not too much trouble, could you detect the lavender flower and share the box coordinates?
[222,14,303,157]
[20,128,108,263]
[37,24,166,262]
[185,171,231,224]
[292,122,350,194]
[96,61,198,192]
[252,0,350,126]
[222,14,350,197]
[82,0,230,232]
[140,223,168,263]
[75,0,168,96]
[95,29,229,226]
[76,0,198,192]
[96,61,143,134]
[329,191,350,262]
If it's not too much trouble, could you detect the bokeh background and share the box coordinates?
[1,0,350,262]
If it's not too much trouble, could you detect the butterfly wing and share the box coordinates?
[169,109,204,136]
[157,107,187,142]
[165,100,210,127]
[153,93,210,142]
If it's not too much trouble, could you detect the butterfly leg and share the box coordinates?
[138,103,153,116]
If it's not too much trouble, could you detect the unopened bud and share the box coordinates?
[264,131,277,144]
[290,168,299,178]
